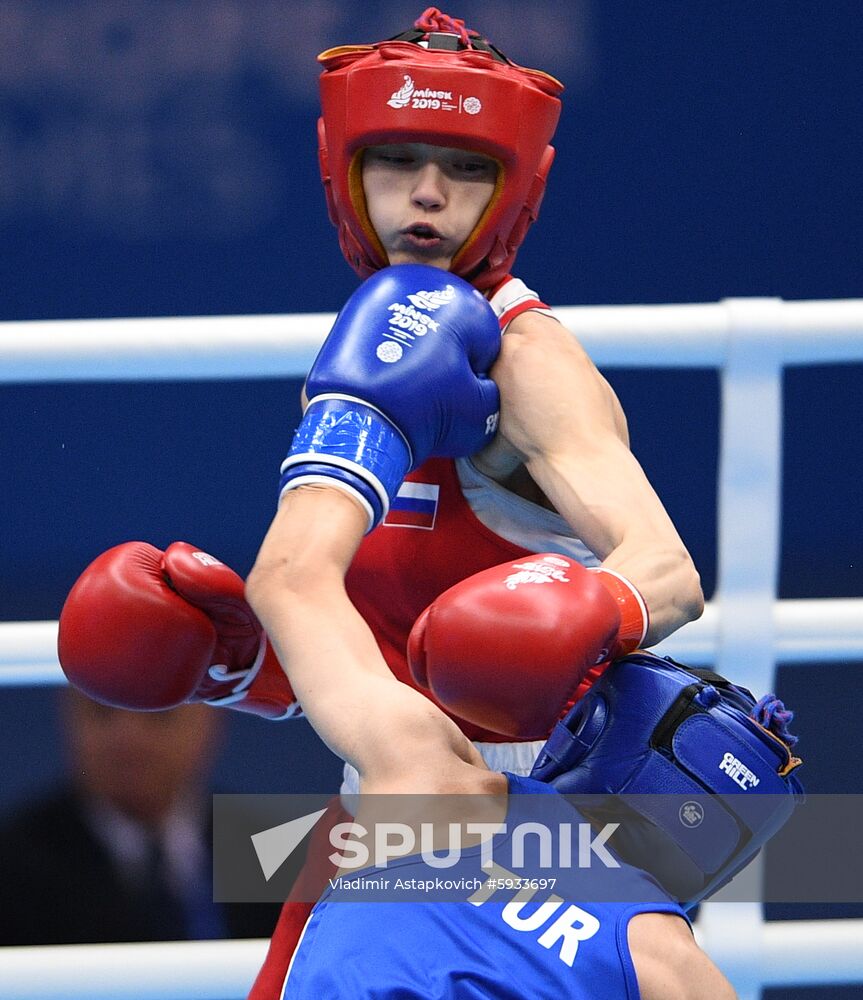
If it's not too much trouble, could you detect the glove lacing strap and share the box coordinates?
[205,634,270,706]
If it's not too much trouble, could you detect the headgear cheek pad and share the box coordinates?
[530,651,804,909]
[317,9,563,291]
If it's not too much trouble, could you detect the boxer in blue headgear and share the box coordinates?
[249,480,805,998]
[531,651,804,909]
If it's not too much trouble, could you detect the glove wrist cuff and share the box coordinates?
[592,568,649,658]
[487,276,553,332]
[279,395,412,531]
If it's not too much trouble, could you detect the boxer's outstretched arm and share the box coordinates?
[474,311,703,645]
[246,486,487,792]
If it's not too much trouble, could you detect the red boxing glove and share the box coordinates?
[407,554,648,740]
[58,542,300,720]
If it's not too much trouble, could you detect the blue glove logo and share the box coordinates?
[406,287,456,311]
[381,283,457,359]
[376,342,404,363]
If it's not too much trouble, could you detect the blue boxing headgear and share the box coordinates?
[530,651,804,909]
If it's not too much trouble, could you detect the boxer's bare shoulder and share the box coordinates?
[629,912,738,1000]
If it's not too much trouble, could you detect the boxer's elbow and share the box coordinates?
[676,552,705,625]
[661,549,704,641]
[639,547,704,646]
[245,555,287,622]
[247,551,313,607]
[247,541,345,622]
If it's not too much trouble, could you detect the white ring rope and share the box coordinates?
[3,598,862,687]
[1,297,862,997]
[0,939,268,1000]
[1,298,862,382]
[1,919,862,999]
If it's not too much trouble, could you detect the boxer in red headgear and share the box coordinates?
[303,7,698,731]
[317,9,562,291]
[245,10,704,997]
[58,11,705,996]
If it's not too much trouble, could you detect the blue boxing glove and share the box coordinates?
[279,265,500,531]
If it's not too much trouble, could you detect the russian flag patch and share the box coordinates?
[384,482,440,530]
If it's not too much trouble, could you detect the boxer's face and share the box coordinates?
[362,143,497,271]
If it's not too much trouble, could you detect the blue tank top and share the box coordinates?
[282,774,687,998]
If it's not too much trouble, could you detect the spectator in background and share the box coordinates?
[0,690,280,945]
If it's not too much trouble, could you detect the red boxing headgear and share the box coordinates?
[317,8,563,290]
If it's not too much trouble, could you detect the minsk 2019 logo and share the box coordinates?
[387,75,477,115]
[387,75,415,109]
[377,285,457,363]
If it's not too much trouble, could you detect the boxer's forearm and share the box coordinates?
[247,486,476,781]
[247,487,377,757]
[526,444,703,644]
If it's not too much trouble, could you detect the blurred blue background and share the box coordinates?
[0,1,861,983]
